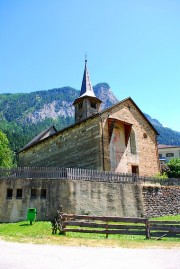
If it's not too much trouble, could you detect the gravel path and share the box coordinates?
[0,240,180,269]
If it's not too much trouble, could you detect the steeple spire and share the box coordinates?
[79,59,96,98]
[73,59,102,123]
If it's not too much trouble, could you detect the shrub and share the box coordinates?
[167,158,180,178]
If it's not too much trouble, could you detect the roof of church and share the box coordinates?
[19,97,159,153]
[73,60,102,105]
[100,97,159,136]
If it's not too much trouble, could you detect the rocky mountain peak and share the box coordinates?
[93,83,119,110]
[10,83,117,125]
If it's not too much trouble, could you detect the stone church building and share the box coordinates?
[18,60,160,177]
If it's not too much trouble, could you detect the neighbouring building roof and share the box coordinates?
[19,125,57,152]
[159,157,166,161]
[158,144,180,149]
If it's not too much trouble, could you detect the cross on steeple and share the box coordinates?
[85,52,87,62]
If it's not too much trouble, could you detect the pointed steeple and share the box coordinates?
[79,59,96,98]
[73,59,102,123]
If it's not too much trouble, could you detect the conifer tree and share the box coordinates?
[0,130,13,167]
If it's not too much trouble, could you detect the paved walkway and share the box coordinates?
[0,240,180,269]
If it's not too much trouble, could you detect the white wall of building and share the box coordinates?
[158,145,180,163]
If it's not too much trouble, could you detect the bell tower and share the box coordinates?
[73,59,102,123]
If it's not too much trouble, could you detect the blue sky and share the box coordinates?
[0,0,180,131]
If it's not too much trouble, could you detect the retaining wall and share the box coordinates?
[0,178,144,222]
[0,178,179,222]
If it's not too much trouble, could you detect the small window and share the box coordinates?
[16,189,22,199]
[166,153,174,157]
[7,189,13,199]
[78,102,83,109]
[159,154,162,158]
[90,102,96,109]
[31,189,37,199]
[40,189,46,199]
[130,129,137,154]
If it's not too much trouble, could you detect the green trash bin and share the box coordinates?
[27,208,37,225]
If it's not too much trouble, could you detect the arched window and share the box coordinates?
[130,129,137,154]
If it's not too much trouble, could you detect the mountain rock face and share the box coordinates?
[94,83,119,110]
[16,87,78,125]
[0,83,180,153]
[16,83,118,125]
[23,100,74,124]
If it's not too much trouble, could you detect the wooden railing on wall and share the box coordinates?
[0,166,179,185]
[52,211,180,239]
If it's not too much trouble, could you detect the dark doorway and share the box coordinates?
[132,165,139,175]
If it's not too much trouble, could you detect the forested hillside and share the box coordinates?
[0,83,180,154]
[0,87,76,151]
[144,113,180,145]
[0,83,118,152]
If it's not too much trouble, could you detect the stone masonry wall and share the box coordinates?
[102,99,160,176]
[18,99,160,177]
[0,178,144,222]
[1,177,180,222]
[18,117,102,170]
[142,186,180,217]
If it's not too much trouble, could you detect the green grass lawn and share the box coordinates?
[0,215,180,248]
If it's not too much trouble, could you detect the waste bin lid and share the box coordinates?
[27,208,37,212]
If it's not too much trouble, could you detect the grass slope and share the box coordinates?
[0,215,180,248]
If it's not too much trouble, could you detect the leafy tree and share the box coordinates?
[0,130,14,167]
[167,158,180,178]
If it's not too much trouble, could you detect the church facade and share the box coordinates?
[18,61,160,177]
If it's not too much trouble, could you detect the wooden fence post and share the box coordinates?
[58,205,66,235]
[145,219,150,239]
[106,222,108,239]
